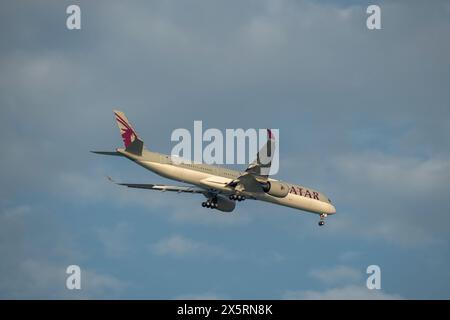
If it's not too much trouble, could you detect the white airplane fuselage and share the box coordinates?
[117,148,336,216]
[94,110,336,226]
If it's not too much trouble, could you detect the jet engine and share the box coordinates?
[216,196,236,212]
[260,181,289,198]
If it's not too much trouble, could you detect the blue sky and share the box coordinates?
[1,0,450,299]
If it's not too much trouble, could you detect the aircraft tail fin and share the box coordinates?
[113,110,144,156]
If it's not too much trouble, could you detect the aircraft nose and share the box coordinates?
[329,204,336,214]
[325,203,336,215]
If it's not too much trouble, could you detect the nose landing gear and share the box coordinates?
[318,213,327,226]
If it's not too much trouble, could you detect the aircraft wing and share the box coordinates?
[227,172,264,194]
[107,177,206,194]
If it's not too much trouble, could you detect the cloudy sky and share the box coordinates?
[1,0,449,299]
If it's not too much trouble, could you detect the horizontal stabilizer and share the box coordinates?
[91,151,124,156]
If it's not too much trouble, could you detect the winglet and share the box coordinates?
[246,129,276,177]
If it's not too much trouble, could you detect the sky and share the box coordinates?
[0,0,450,299]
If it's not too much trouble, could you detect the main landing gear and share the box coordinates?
[229,194,245,201]
[318,213,327,226]
[202,199,218,209]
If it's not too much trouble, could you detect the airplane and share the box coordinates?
[92,110,336,226]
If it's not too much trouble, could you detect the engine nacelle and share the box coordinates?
[215,195,236,212]
[261,181,289,198]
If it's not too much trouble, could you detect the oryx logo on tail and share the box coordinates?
[114,110,138,148]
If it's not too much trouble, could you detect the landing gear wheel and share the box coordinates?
[229,194,246,202]
[203,199,218,209]
[318,213,327,226]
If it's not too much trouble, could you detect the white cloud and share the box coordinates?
[0,205,126,299]
[333,153,450,197]
[283,264,403,300]
[321,152,450,246]
[81,268,127,298]
[338,251,360,262]
[149,234,233,259]
[283,285,403,300]
[309,265,361,285]
[174,292,227,300]
[96,222,133,258]
[169,205,252,226]
[1,257,126,299]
